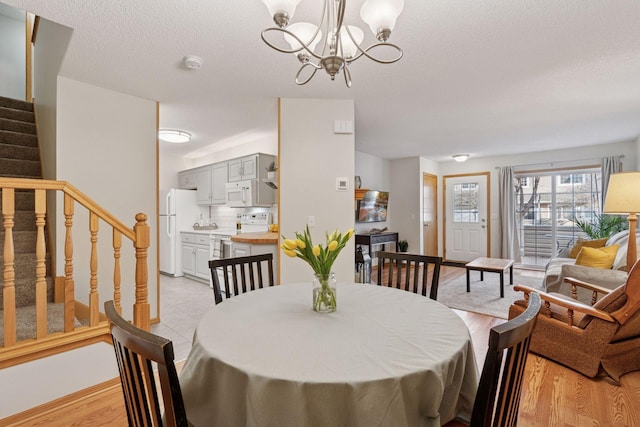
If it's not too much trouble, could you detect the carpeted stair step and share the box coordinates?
[0,276,54,308]
[0,158,41,177]
[0,301,84,346]
[0,142,39,161]
[0,230,39,253]
[0,190,37,211]
[0,130,38,147]
[0,117,36,135]
[0,96,33,113]
[0,252,39,280]
[0,105,34,124]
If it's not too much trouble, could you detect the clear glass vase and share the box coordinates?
[312,272,337,313]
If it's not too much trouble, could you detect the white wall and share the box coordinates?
[389,157,422,255]
[437,139,638,258]
[56,77,158,320]
[280,98,355,284]
[32,17,73,276]
[354,151,391,236]
[0,9,25,100]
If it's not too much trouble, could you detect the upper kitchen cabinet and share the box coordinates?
[178,168,197,189]
[228,154,275,182]
[228,156,256,182]
[196,162,228,205]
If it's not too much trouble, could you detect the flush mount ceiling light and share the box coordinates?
[158,130,192,144]
[259,0,404,87]
[453,154,469,162]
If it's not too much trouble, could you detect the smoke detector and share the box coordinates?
[183,55,203,70]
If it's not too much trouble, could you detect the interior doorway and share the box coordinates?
[444,172,490,262]
[422,173,438,256]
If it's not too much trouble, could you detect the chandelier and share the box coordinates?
[259,0,404,87]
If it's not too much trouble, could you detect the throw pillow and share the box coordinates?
[575,245,620,269]
[568,238,608,258]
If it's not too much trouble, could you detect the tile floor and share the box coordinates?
[151,275,216,361]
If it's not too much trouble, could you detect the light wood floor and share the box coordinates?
[6,266,640,426]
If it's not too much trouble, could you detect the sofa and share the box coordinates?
[543,230,640,304]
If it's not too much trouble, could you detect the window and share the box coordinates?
[453,183,479,223]
[515,168,601,268]
[558,174,585,185]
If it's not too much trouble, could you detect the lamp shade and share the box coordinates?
[360,0,404,36]
[337,25,364,58]
[284,22,322,53]
[603,172,640,214]
[260,0,302,20]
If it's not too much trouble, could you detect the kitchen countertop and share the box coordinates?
[230,231,279,244]
[181,229,238,235]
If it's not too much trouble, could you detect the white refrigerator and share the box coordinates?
[159,189,201,276]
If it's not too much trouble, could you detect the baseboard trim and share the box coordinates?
[0,377,121,426]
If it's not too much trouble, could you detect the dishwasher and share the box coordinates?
[209,232,234,292]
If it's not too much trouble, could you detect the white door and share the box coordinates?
[444,174,489,262]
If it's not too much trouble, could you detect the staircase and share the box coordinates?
[0,96,151,367]
[0,96,55,342]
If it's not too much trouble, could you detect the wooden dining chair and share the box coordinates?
[104,300,189,427]
[209,253,275,304]
[376,251,442,300]
[446,292,541,427]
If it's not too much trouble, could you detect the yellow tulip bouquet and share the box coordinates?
[281,226,354,312]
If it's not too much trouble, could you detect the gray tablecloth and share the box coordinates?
[179,282,478,427]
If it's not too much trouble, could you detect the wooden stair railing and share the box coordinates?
[1,177,149,366]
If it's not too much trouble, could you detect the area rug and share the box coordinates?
[437,269,545,319]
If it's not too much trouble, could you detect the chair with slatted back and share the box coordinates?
[209,253,275,304]
[376,251,442,300]
[445,292,541,427]
[104,300,188,427]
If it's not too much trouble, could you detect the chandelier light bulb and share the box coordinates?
[360,0,404,40]
[284,22,322,57]
[335,26,364,59]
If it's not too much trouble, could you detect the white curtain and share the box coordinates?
[601,156,623,207]
[498,166,521,262]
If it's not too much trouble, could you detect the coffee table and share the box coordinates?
[465,257,514,298]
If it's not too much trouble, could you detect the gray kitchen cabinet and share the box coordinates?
[196,166,212,205]
[196,162,228,205]
[181,232,212,283]
[228,155,259,182]
[210,162,228,204]
[178,169,197,189]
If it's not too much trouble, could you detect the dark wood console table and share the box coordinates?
[355,232,399,256]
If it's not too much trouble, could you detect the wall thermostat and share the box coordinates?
[336,177,349,191]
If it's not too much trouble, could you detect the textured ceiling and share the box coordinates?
[3,0,640,162]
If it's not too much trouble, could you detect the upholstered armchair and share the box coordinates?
[508,261,640,381]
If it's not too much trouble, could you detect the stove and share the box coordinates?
[208,212,272,291]
[237,212,271,233]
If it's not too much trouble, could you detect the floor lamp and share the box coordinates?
[603,172,640,272]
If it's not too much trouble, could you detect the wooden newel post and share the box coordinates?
[133,213,150,330]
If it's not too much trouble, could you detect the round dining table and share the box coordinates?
[179,282,478,427]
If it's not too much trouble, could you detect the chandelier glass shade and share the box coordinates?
[259,0,404,87]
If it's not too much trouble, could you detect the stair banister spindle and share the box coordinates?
[113,229,122,313]
[63,193,75,332]
[35,189,47,339]
[2,188,17,346]
[133,213,150,330]
[89,211,99,326]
